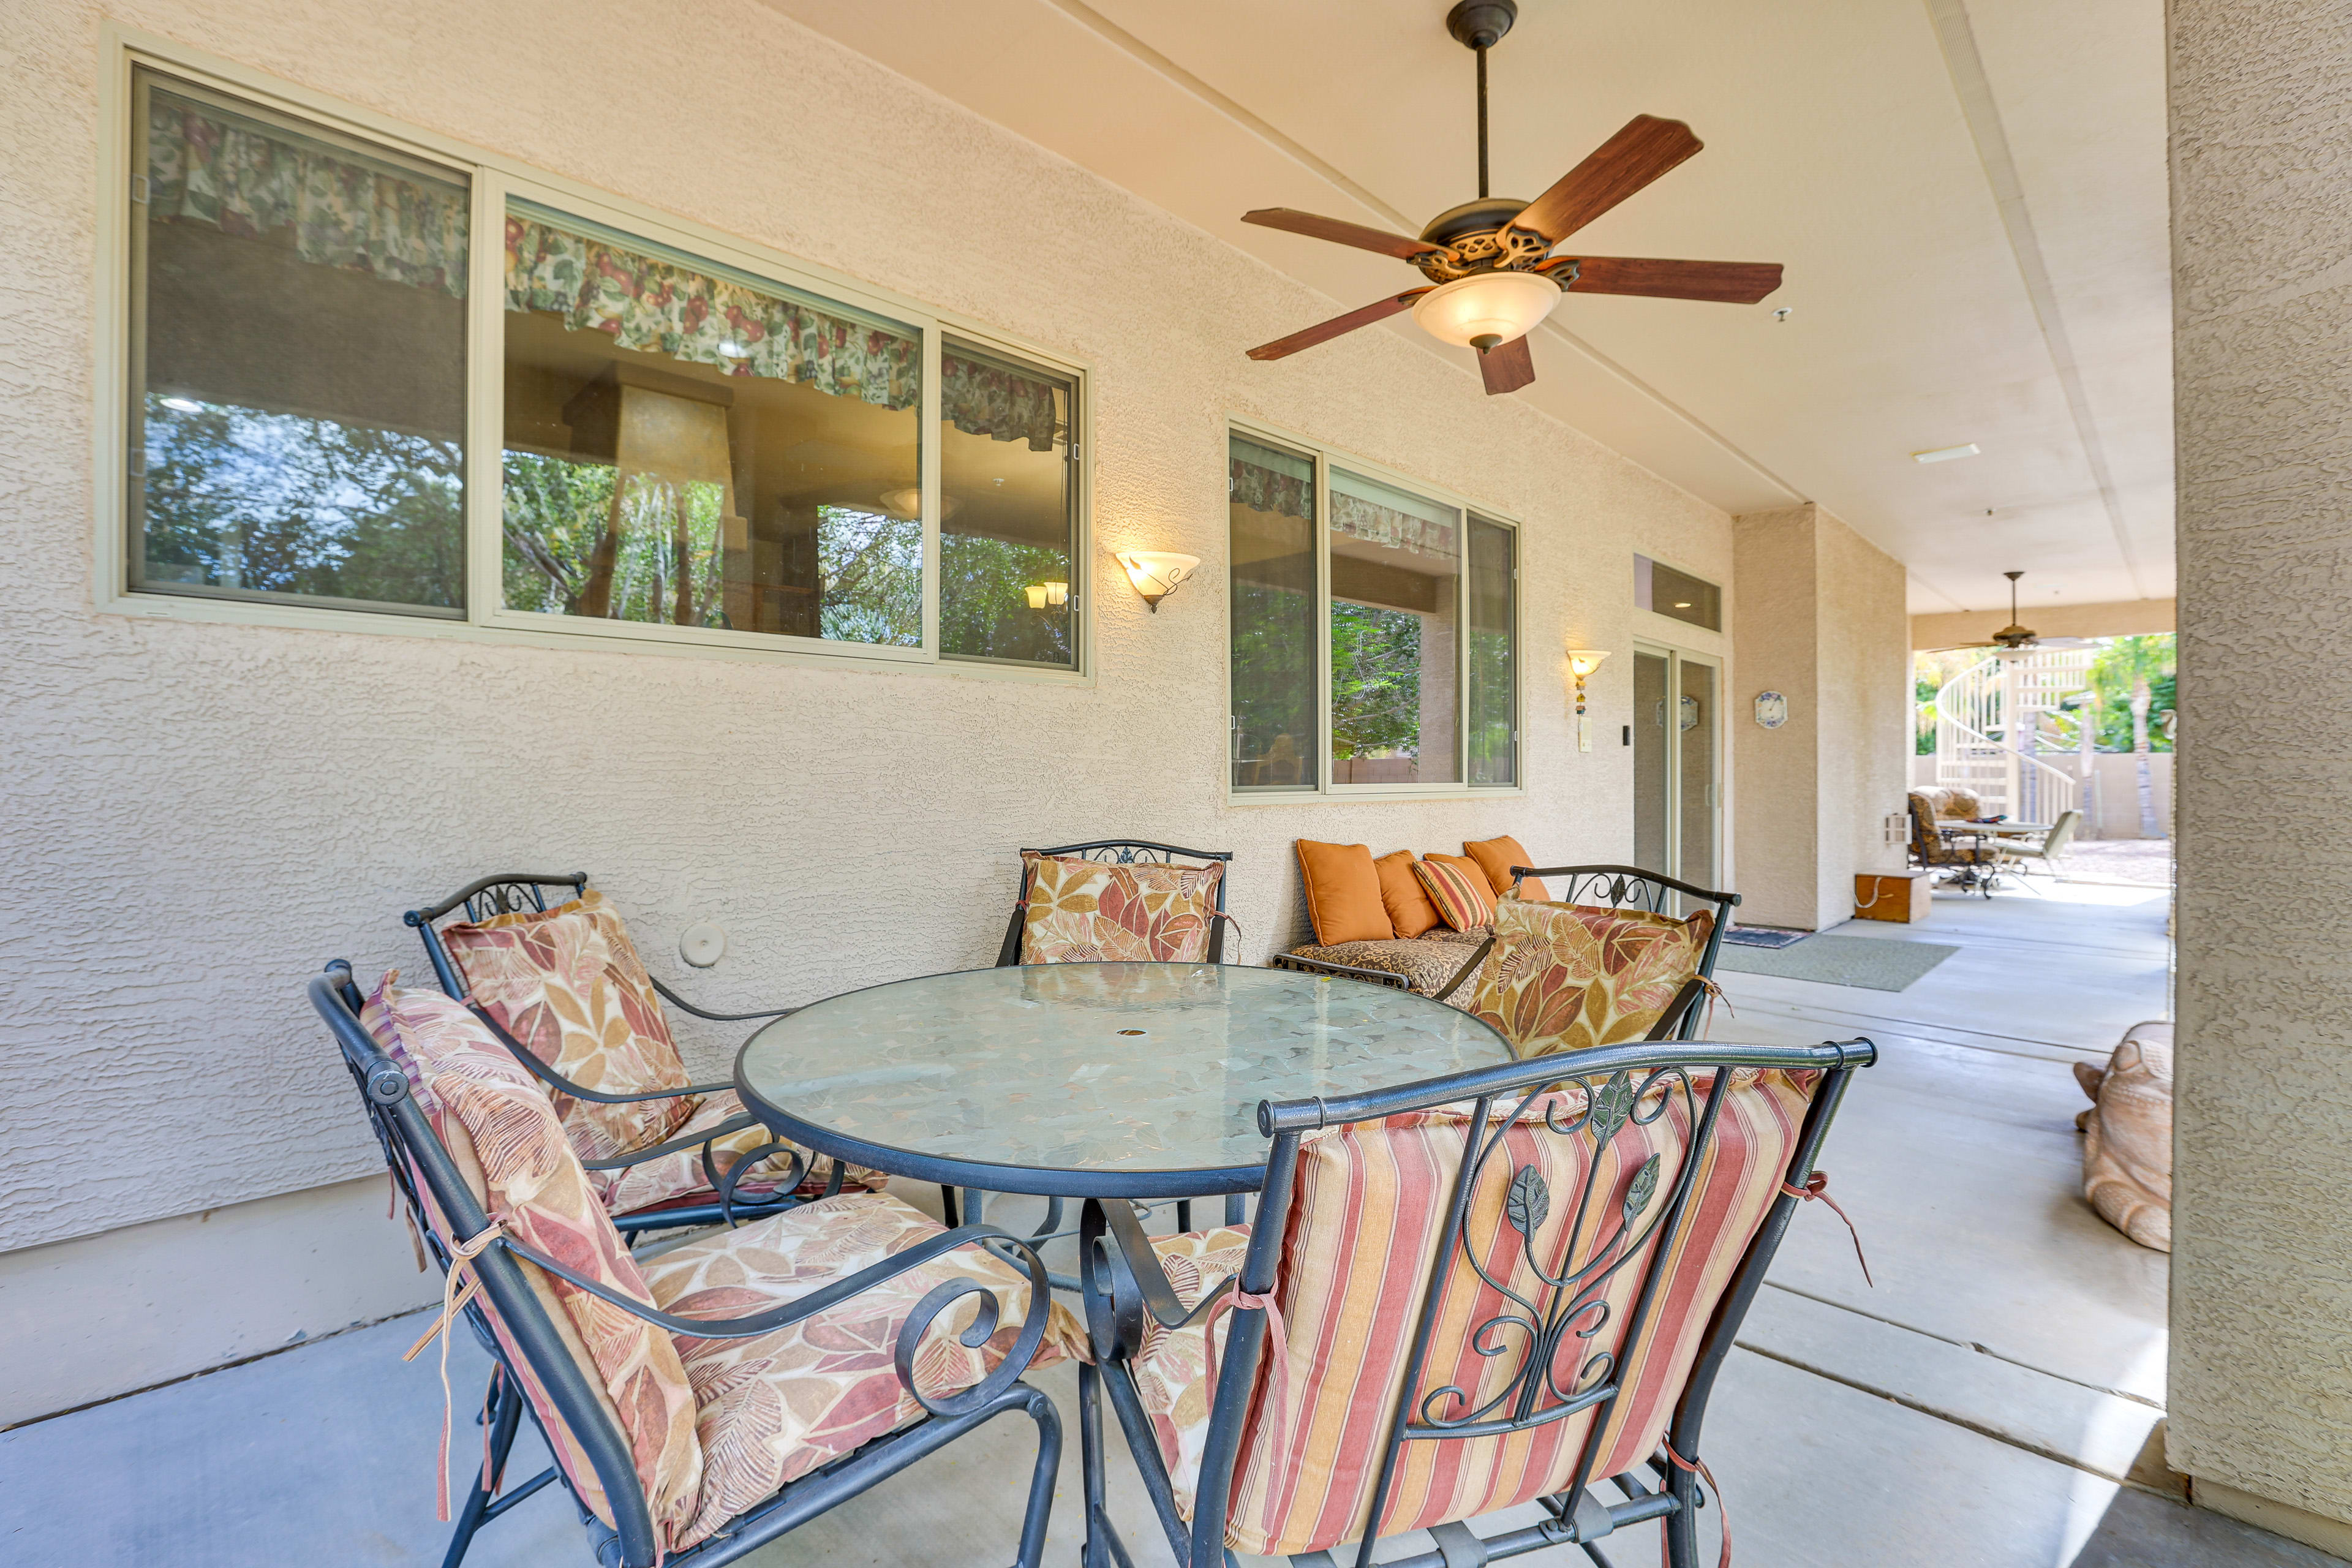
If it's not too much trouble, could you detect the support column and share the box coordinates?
[1731,503,1909,930]
[2171,1,2352,1550]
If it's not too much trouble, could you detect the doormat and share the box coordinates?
[1714,933,1959,992]
[1722,926,1809,950]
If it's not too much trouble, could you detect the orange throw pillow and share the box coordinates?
[1413,853,1499,932]
[1464,836,1549,902]
[1373,851,1442,939]
[1296,841,1393,946]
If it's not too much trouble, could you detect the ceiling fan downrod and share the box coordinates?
[1447,1,1518,200]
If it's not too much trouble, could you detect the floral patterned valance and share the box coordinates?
[505,217,920,412]
[1231,443,1314,521]
[146,92,469,296]
[942,353,1061,451]
[1331,474,1458,561]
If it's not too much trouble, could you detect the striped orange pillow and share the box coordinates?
[1412,854,1498,931]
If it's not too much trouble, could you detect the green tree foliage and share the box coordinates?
[940,534,1073,665]
[141,397,462,608]
[1330,601,1422,758]
[2084,634,2176,752]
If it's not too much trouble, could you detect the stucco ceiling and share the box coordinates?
[762,0,2172,616]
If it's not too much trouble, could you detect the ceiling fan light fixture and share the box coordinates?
[1412,270,1561,351]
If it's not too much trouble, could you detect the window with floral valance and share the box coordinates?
[119,64,1086,673]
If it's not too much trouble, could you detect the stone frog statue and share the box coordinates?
[2074,1020,2173,1252]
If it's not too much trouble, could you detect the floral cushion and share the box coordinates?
[1287,932,1490,1001]
[363,973,704,1550]
[441,891,872,1209]
[641,1191,1091,1548]
[1468,898,1713,1058]
[1018,852,1223,963]
[1128,1224,1254,1518]
[440,891,696,1162]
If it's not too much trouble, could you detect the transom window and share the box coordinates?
[1228,429,1518,795]
[118,66,1085,674]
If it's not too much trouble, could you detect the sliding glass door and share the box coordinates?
[1632,642,1721,893]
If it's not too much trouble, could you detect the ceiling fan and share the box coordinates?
[1928,571,2098,654]
[1240,0,1784,395]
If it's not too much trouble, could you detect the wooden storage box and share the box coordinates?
[1854,870,1932,923]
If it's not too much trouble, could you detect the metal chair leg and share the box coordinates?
[1014,1383,1066,1568]
[1662,1456,1702,1568]
[1079,1361,1134,1568]
[441,1369,523,1568]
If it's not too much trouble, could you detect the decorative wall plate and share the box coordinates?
[1754,690,1788,729]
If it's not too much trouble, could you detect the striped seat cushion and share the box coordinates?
[1129,1071,1813,1558]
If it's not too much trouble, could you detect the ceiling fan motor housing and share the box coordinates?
[1446,0,1518,50]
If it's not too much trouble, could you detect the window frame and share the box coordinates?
[1224,416,1524,804]
[92,29,1093,684]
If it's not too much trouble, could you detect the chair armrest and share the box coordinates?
[499,1220,1055,1419]
[1269,952,1411,992]
[1076,1197,1236,1364]
[1427,935,1496,1003]
[466,1001,734,1105]
[646,972,800,1023]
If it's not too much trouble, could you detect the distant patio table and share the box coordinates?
[733,962,1510,1203]
[1939,820,2051,837]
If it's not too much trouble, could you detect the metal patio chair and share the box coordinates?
[1074,1032,1877,1568]
[406,872,830,1240]
[974,839,1240,1246]
[309,962,1072,1568]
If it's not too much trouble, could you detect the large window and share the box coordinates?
[1227,430,1518,794]
[129,73,469,614]
[113,64,1087,675]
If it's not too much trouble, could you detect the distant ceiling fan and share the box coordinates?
[1929,571,2098,654]
[1240,0,1785,395]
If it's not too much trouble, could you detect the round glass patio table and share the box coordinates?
[733,962,1510,1199]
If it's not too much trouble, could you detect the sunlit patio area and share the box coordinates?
[9,1,2352,1565]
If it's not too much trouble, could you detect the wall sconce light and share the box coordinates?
[1116,551,1200,612]
[1567,649,1611,752]
[1022,581,1070,610]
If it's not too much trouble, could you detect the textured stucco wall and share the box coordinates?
[1814,505,1910,921]
[1730,505,1905,929]
[2170,0,2352,1528]
[0,0,1737,1254]
[1730,508,1822,929]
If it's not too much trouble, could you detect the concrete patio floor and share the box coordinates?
[4,881,2340,1567]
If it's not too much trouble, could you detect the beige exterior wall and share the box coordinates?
[2171,0,2352,1540]
[0,1,1764,1410]
[1732,504,1907,929]
[1909,596,2174,652]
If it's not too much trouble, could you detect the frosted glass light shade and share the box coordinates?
[1411,271,1562,349]
[1117,551,1201,612]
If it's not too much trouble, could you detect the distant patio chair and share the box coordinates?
[309,963,1080,1568]
[1074,1032,1878,1568]
[1908,793,2002,895]
[407,873,865,1240]
[2003,809,2083,878]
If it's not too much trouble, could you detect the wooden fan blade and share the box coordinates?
[1246,290,1430,361]
[1243,208,1442,260]
[1480,335,1536,395]
[1546,256,1783,304]
[1510,115,1703,243]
